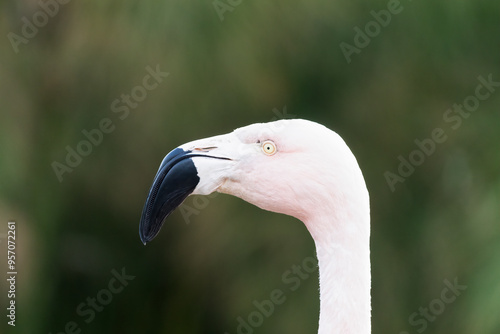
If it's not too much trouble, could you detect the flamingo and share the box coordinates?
[139,119,371,334]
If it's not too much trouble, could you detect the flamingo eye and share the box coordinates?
[262,141,277,156]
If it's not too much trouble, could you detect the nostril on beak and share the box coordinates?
[193,146,217,152]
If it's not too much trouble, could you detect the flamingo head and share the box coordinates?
[139,119,367,245]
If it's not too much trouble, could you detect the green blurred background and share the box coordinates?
[1,0,499,333]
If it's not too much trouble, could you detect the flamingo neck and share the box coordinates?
[306,205,371,334]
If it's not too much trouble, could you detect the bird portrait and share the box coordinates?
[140,119,371,333]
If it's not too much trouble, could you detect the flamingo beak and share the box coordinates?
[139,143,233,245]
[139,148,200,244]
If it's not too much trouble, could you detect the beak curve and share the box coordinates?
[139,147,231,245]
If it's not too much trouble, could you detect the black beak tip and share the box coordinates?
[139,148,200,245]
[139,229,149,245]
[139,220,159,245]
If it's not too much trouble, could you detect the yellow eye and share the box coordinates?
[262,140,277,155]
